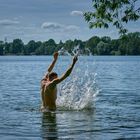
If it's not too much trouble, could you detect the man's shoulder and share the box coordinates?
[41,79,49,87]
[45,81,57,90]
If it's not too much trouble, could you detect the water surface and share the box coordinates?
[0,56,140,140]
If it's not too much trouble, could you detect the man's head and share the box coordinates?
[48,72,58,81]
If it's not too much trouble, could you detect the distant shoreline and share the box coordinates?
[0,32,140,56]
[0,55,140,56]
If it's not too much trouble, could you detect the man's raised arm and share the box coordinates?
[51,56,78,85]
[47,52,58,73]
[42,52,58,80]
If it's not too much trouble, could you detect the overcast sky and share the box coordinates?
[0,0,140,43]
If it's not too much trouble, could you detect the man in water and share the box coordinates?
[41,52,78,111]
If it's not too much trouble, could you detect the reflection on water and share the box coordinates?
[41,110,96,139]
[41,112,58,140]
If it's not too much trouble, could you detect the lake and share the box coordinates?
[0,56,140,140]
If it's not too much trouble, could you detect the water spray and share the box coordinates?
[56,45,99,110]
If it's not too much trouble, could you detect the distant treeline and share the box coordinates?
[0,32,140,55]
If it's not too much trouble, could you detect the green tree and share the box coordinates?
[84,0,140,34]
[64,40,74,54]
[11,39,24,55]
[26,40,36,54]
[25,40,41,55]
[85,36,100,55]
[35,44,45,55]
[110,39,120,55]
[101,36,111,43]
[119,32,140,55]
[96,41,110,55]
[5,43,12,55]
[0,41,4,55]
[40,39,57,55]
[34,41,42,55]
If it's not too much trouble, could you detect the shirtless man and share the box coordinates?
[41,52,78,111]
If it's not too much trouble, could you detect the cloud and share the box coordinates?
[70,10,83,16]
[41,22,79,32]
[65,25,79,32]
[0,19,19,26]
[41,22,62,29]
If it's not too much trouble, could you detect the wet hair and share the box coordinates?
[48,72,58,80]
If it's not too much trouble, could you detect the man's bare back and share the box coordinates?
[40,52,78,112]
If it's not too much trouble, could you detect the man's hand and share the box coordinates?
[53,52,59,60]
[73,55,78,64]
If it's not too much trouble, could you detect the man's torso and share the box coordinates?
[41,79,57,111]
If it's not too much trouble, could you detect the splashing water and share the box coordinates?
[56,45,99,110]
[58,47,71,56]
[85,48,92,56]
[58,44,93,56]
[72,45,80,56]
[56,59,99,111]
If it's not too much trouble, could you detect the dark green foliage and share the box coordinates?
[96,41,111,55]
[84,0,140,34]
[42,39,57,55]
[119,32,140,55]
[0,32,140,55]
[11,39,24,55]
[25,40,41,55]
[85,36,100,55]
[0,41,4,55]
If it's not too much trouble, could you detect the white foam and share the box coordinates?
[56,66,99,111]
[58,44,92,56]
[58,47,71,56]
[57,45,99,110]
